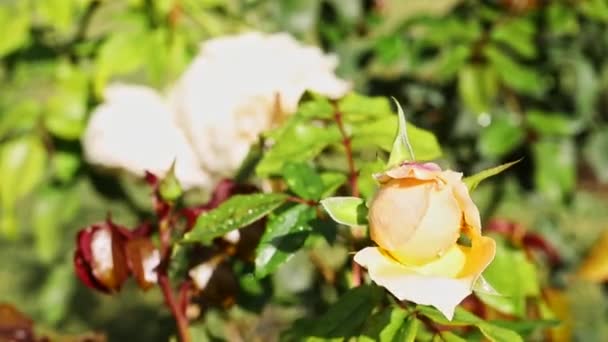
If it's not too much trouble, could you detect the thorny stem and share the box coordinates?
[332,103,363,286]
[157,211,192,342]
[332,103,359,198]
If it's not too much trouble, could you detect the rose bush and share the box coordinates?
[354,162,496,319]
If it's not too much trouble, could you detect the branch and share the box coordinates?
[332,104,359,197]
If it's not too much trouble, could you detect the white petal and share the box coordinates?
[189,257,221,290]
[354,247,473,320]
[169,32,350,180]
[82,84,211,189]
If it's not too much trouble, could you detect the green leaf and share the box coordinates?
[256,121,342,176]
[438,331,467,342]
[35,0,76,34]
[351,116,442,160]
[388,99,415,167]
[418,45,471,82]
[183,193,288,244]
[282,162,325,200]
[320,172,348,198]
[458,64,498,115]
[478,115,525,158]
[485,45,546,96]
[359,306,409,342]
[0,136,47,237]
[52,151,80,183]
[532,139,575,202]
[320,197,367,227]
[477,322,524,342]
[463,159,520,191]
[416,306,482,326]
[296,96,334,119]
[477,238,540,317]
[44,63,88,140]
[338,93,393,122]
[33,186,80,263]
[357,159,386,200]
[0,5,30,57]
[391,315,419,342]
[491,17,536,59]
[584,128,608,183]
[525,110,582,136]
[255,204,316,278]
[283,285,384,341]
[418,306,523,342]
[37,263,75,324]
[490,319,559,336]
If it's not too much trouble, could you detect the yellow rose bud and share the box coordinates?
[355,162,496,319]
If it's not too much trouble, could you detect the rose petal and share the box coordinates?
[375,162,443,183]
[355,247,470,320]
[442,171,482,231]
[369,181,431,253]
[389,184,461,264]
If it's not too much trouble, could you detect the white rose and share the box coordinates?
[82,84,211,189]
[83,32,350,190]
[169,32,350,180]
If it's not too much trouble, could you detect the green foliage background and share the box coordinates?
[1,0,608,340]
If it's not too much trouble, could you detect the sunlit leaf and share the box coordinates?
[282,162,325,200]
[183,193,288,244]
[320,196,367,227]
[254,204,316,278]
[463,159,520,191]
[0,136,47,237]
[256,121,341,176]
[351,116,442,161]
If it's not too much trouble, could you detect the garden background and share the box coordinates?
[1,0,608,341]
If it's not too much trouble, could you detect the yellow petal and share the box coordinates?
[369,180,431,253]
[577,229,608,282]
[442,170,482,232]
[354,246,471,320]
[388,184,461,264]
[458,227,496,278]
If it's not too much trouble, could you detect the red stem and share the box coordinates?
[158,273,191,342]
[157,211,191,342]
[332,104,364,286]
[333,104,359,197]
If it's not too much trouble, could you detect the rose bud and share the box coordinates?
[125,238,161,291]
[74,221,130,293]
[354,162,496,319]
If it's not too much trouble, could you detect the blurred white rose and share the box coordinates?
[82,84,211,189]
[169,32,350,180]
[83,32,350,189]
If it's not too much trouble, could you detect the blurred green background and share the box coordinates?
[1,0,608,340]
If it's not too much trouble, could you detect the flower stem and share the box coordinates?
[333,104,359,198]
[158,273,191,342]
[157,211,191,342]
